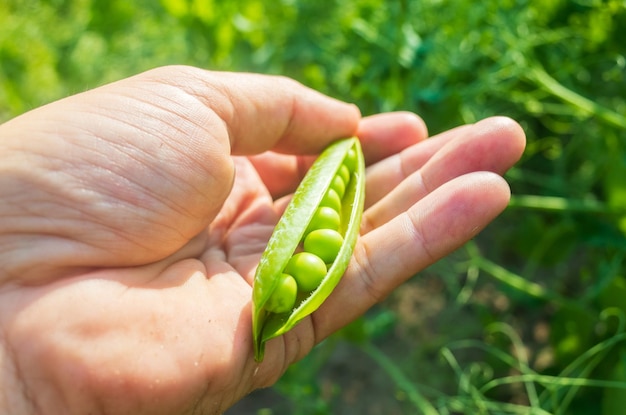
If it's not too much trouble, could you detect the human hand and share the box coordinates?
[0,66,525,414]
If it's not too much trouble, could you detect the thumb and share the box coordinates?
[175,68,361,155]
[0,66,360,281]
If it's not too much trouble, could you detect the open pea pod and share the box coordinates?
[252,137,365,362]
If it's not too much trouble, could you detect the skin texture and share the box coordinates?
[0,65,526,415]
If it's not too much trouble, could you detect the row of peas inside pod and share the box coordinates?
[264,147,357,313]
[252,137,365,362]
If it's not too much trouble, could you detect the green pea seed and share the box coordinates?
[303,228,344,263]
[344,148,358,172]
[264,273,298,314]
[284,252,327,292]
[329,175,346,199]
[337,164,351,185]
[305,206,340,234]
[319,188,342,213]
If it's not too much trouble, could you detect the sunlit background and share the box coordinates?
[2,1,626,414]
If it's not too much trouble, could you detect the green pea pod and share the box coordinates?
[252,137,365,362]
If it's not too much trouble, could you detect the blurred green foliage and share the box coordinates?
[2,0,626,414]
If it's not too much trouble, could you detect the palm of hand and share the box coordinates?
[0,67,525,415]
[5,157,287,415]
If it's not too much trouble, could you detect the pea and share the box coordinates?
[329,175,346,199]
[264,274,298,314]
[252,137,365,362]
[343,147,358,172]
[337,164,351,186]
[319,188,342,213]
[303,229,344,263]
[284,252,327,292]
[305,206,340,235]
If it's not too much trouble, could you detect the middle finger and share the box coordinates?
[362,117,525,233]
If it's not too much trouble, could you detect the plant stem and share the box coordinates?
[525,65,626,130]
[508,195,618,215]
[361,343,440,415]
[473,257,560,303]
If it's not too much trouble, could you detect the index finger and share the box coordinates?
[248,111,429,198]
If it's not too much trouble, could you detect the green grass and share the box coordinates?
[360,318,626,415]
[2,0,626,414]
